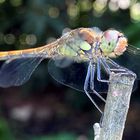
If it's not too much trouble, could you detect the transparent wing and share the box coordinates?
[53,57,73,68]
[0,57,43,87]
[48,58,108,93]
[91,27,102,34]
[127,45,140,55]
[113,45,140,79]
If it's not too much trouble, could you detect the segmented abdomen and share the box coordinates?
[0,41,58,60]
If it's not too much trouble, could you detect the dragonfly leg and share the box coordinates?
[96,57,110,83]
[107,58,135,76]
[107,58,121,68]
[101,57,125,73]
[97,57,129,84]
[90,62,106,103]
[107,58,127,72]
[84,62,103,113]
[102,58,136,85]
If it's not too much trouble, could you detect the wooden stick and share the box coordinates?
[94,72,136,140]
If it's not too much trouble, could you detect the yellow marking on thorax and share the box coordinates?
[80,41,91,51]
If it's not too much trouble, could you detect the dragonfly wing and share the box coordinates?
[0,57,43,87]
[53,57,73,68]
[91,27,102,33]
[113,46,140,79]
[48,58,108,93]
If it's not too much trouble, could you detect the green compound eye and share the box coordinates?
[80,41,91,51]
[100,37,116,54]
[109,41,116,48]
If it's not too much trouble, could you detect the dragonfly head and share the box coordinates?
[100,29,128,58]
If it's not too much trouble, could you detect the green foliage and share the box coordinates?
[32,133,76,140]
[0,117,15,140]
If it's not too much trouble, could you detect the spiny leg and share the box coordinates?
[107,58,136,81]
[96,57,127,86]
[105,58,127,72]
[90,62,106,126]
[101,58,135,85]
[107,58,121,67]
[84,62,103,113]
[100,57,110,74]
[101,57,125,73]
[90,62,106,103]
[97,57,110,83]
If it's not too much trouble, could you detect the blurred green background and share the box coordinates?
[0,0,140,140]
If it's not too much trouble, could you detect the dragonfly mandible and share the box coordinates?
[0,27,139,113]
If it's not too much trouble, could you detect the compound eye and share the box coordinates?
[104,30,119,43]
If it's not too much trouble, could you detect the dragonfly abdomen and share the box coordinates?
[0,41,58,60]
[0,46,46,60]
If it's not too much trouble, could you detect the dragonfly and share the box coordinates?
[0,27,139,113]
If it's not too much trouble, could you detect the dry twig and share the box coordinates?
[94,72,136,140]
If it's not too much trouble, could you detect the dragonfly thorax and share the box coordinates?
[57,28,128,63]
